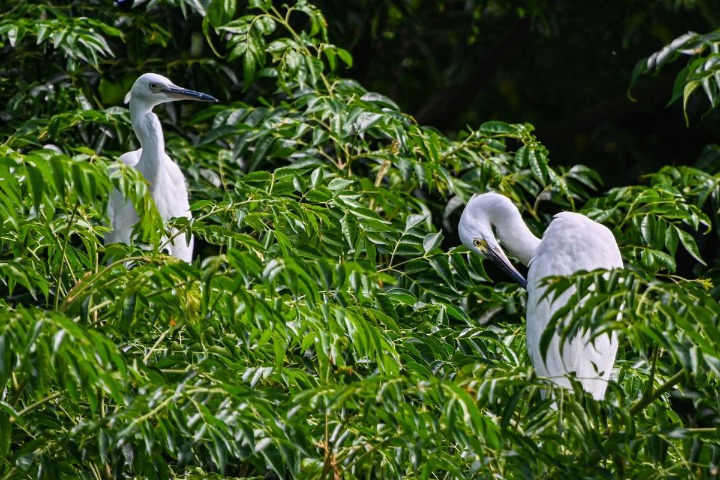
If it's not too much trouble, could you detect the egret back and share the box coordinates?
[104,149,194,262]
[105,150,141,247]
[151,152,193,261]
[118,149,141,167]
[526,212,622,400]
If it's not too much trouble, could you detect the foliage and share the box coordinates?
[632,27,720,124]
[0,0,719,479]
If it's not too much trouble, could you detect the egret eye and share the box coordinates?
[149,83,158,90]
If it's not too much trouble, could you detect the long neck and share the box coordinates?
[494,207,541,266]
[130,103,165,187]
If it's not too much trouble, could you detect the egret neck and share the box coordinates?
[492,202,541,266]
[131,105,165,188]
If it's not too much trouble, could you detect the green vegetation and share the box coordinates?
[0,0,718,478]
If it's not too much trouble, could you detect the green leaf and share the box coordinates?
[337,48,353,68]
[0,410,10,463]
[208,0,237,28]
[243,46,257,89]
[479,121,513,135]
[26,164,45,212]
[682,80,701,124]
[405,214,426,230]
[422,232,442,253]
[249,0,271,8]
[677,228,706,265]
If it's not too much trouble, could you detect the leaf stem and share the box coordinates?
[628,369,686,415]
[142,322,181,364]
[59,255,150,312]
[54,204,80,310]
[17,392,62,417]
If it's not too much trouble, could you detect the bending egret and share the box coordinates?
[105,73,217,262]
[458,192,622,400]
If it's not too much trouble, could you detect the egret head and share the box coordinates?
[124,73,218,108]
[458,193,528,288]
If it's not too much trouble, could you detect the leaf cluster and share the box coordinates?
[0,1,719,479]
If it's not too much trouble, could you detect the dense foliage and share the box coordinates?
[0,0,719,478]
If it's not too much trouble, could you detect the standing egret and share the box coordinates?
[105,73,218,262]
[458,192,622,400]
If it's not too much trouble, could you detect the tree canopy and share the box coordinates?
[0,0,719,478]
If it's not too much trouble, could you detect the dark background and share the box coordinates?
[314,0,720,187]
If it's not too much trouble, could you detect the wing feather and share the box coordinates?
[526,212,622,400]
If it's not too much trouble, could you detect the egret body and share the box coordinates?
[105,73,217,261]
[458,193,622,400]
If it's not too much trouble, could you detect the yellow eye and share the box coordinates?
[473,239,487,250]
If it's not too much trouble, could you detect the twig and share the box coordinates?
[54,204,80,310]
[628,369,686,416]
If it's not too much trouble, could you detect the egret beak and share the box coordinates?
[165,85,218,103]
[484,245,528,289]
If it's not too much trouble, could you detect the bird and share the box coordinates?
[105,73,218,262]
[458,192,623,400]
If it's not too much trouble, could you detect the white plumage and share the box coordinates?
[458,192,623,400]
[105,73,217,262]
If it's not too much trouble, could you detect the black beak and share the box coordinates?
[485,246,528,289]
[165,85,218,103]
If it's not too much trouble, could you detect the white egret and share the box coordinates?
[105,73,218,262]
[458,192,623,400]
